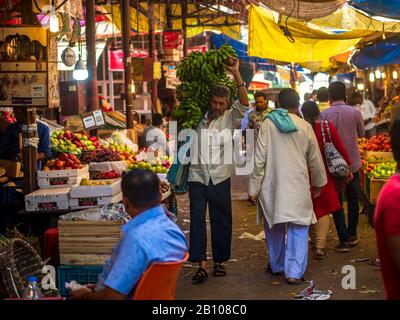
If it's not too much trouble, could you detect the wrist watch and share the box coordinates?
[237,83,246,88]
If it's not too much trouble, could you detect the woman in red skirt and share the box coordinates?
[301,101,352,259]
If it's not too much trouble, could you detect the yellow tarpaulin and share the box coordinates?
[103,4,240,40]
[310,4,400,34]
[248,5,365,71]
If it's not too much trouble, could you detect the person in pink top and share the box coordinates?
[374,118,400,300]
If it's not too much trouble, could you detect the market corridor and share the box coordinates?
[175,175,384,300]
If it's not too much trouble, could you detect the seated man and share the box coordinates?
[71,169,187,300]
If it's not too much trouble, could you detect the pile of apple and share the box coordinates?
[363,134,392,152]
[362,155,389,173]
[128,156,172,174]
[43,153,83,171]
[0,111,16,123]
[90,170,121,180]
[368,159,397,179]
[51,130,100,155]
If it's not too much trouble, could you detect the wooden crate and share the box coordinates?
[58,220,123,265]
[369,178,388,204]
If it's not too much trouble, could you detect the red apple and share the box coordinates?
[54,160,65,169]
[59,153,68,161]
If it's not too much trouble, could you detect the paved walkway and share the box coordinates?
[175,175,384,300]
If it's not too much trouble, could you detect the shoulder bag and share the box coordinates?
[321,120,351,178]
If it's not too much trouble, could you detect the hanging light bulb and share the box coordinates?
[49,7,59,33]
[375,69,382,79]
[382,71,386,79]
[73,55,88,81]
[393,70,398,80]
[357,83,365,91]
[369,72,375,82]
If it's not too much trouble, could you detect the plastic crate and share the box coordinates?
[57,265,103,297]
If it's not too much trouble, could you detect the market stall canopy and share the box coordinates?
[351,35,400,69]
[349,0,400,20]
[102,3,241,40]
[248,4,365,71]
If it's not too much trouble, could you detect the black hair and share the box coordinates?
[349,92,363,107]
[391,117,400,166]
[210,85,230,99]
[329,81,346,102]
[317,87,329,102]
[121,169,161,209]
[140,114,147,124]
[304,92,311,101]
[301,100,320,128]
[152,113,163,126]
[279,88,300,110]
[254,91,267,100]
[312,89,318,95]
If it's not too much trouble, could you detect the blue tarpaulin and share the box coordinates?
[210,33,276,71]
[351,35,400,69]
[349,0,400,19]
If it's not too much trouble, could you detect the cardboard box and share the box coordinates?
[69,192,123,209]
[70,179,121,198]
[0,160,21,178]
[25,187,70,211]
[37,165,89,179]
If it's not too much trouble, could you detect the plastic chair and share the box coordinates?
[132,252,188,300]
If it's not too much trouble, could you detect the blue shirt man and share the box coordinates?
[0,121,51,170]
[70,169,187,300]
[97,204,187,296]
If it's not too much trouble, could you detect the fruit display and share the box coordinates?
[51,130,100,155]
[360,134,392,152]
[128,155,172,174]
[362,155,391,173]
[80,148,120,163]
[367,159,397,179]
[43,153,83,171]
[79,178,115,186]
[90,170,121,180]
[101,131,138,166]
[175,45,239,128]
[0,111,16,123]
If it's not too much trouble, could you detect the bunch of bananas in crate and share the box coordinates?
[175,45,239,129]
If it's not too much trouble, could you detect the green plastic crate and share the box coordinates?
[57,265,103,297]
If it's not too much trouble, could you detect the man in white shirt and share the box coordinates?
[188,58,249,284]
[360,98,377,138]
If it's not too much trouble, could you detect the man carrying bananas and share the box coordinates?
[188,57,250,284]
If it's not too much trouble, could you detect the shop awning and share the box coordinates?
[351,35,400,69]
[102,3,241,40]
[248,5,364,72]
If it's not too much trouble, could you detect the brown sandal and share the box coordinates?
[213,263,226,277]
[191,267,208,284]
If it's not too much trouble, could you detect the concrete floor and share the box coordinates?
[174,175,384,300]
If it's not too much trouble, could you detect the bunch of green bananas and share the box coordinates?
[174,45,238,129]
[173,98,203,129]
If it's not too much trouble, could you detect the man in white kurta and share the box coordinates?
[248,88,327,284]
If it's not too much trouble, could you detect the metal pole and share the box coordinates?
[85,0,99,112]
[121,0,134,128]
[149,0,158,113]
[182,1,188,57]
